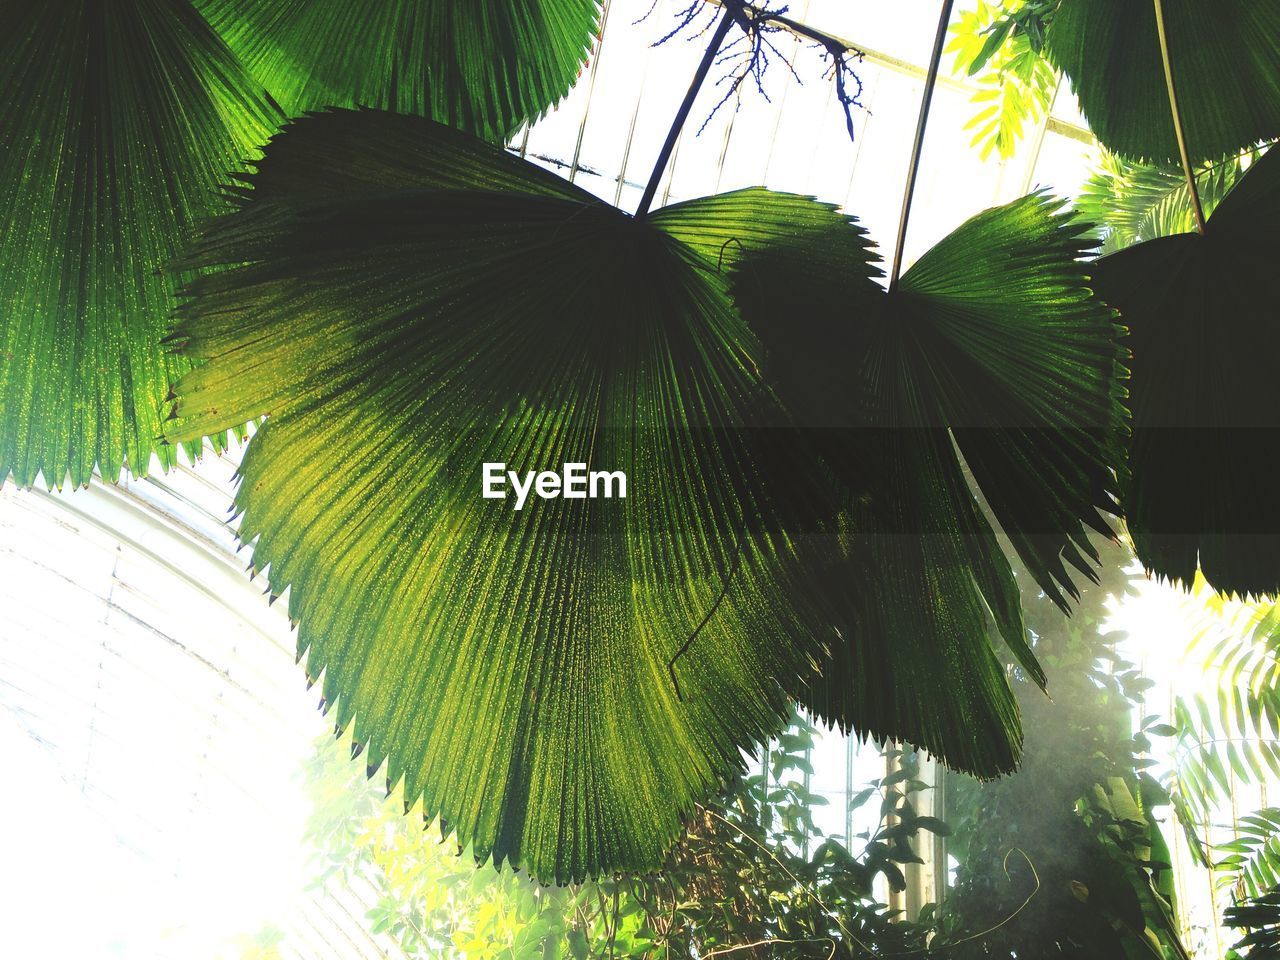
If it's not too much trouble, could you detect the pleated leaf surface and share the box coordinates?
[730,193,1127,775]
[0,0,280,487]
[165,110,845,882]
[1046,0,1280,163]
[194,0,601,140]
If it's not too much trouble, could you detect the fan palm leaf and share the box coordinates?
[165,108,856,882]
[728,193,1126,767]
[1046,0,1280,164]
[0,0,279,488]
[1091,146,1280,595]
[194,0,602,140]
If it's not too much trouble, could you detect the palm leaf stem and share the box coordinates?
[1153,0,1206,233]
[635,0,739,218]
[667,536,744,702]
[888,0,957,290]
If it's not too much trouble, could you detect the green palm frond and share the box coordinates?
[164,108,860,883]
[1218,810,1280,900]
[1046,0,1280,163]
[721,210,1029,776]
[729,192,1127,775]
[1226,886,1280,957]
[0,0,280,488]
[194,0,601,140]
[1077,148,1265,255]
[896,195,1125,609]
[1164,595,1280,894]
[1091,146,1280,595]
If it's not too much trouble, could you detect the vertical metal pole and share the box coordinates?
[888,0,957,289]
[1153,0,1206,233]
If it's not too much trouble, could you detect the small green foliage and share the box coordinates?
[934,542,1190,960]
[1163,592,1280,898]
[302,715,940,959]
[947,1,1059,161]
[1077,147,1266,255]
[1226,886,1280,958]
